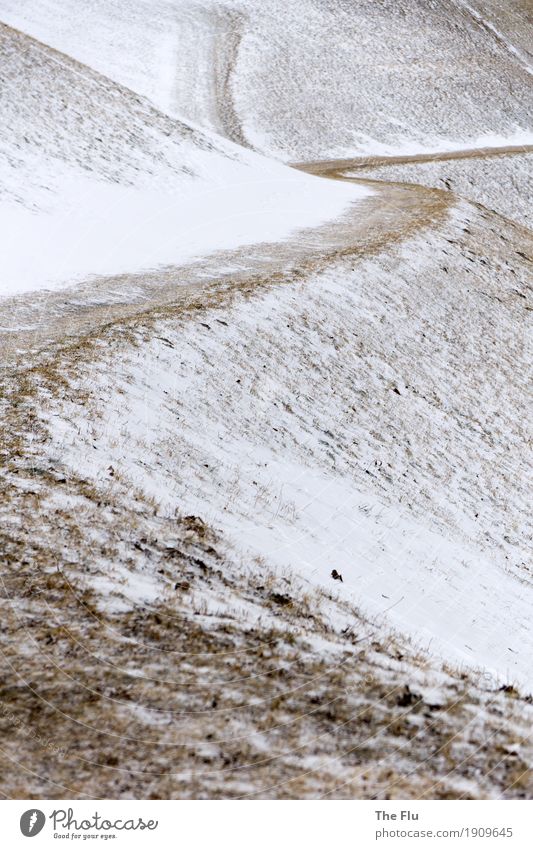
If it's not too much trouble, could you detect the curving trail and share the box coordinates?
[2,5,531,371]
[1,7,533,800]
[294,143,533,177]
[4,135,533,370]
[0,176,452,368]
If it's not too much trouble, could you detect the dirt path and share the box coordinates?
[3,5,531,371]
[169,4,249,148]
[294,143,533,177]
[4,139,531,368]
[0,179,451,368]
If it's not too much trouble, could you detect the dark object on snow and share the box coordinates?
[270,591,292,607]
[331,569,343,582]
[396,684,422,708]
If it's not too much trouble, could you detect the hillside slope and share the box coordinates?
[3,0,530,235]
[341,151,533,229]
[0,22,364,297]
[2,186,532,799]
[2,0,531,160]
[43,198,533,690]
[0,0,531,801]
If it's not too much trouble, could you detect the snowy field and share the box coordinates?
[1,0,532,160]
[0,22,367,297]
[44,199,533,692]
[351,152,533,230]
[0,0,532,800]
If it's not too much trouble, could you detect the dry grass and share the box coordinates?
[1,229,532,799]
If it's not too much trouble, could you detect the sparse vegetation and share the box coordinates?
[1,0,531,802]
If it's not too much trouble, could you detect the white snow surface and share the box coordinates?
[47,203,533,692]
[459,0,533,76]
[222,0,533,160]
[0,20,367,297]
[0,158,363,298]
[357,152,533,229]
[2,0,532,702]
[2,0,531,160]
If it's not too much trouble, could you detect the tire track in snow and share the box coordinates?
[168,3,249,148]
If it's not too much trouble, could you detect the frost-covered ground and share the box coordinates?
[2,0,532,159]
[43,199,533,692]
[0,22,365,297]
[3,0,530,232]
[349,152,533,230]
[0,0,532,800]
[459,0,533,76]
[2,187,532,798]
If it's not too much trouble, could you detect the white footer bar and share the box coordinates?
[3,799,532,848]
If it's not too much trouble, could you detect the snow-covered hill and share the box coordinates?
[348,151,533,229]
[0,22,365,296]
[2,180,531,799]
[0,0,531,801]
[2,0,531,160]
[43,195,533,691]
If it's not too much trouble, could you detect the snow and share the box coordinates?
[45,201,533,692]
[0,157,365,297]
[1,0,532,161]
[0,0,526,303]
[1,0,532,798]
[178,447,532,689]
[459,0,533,77]
[0,0,193,118]
[354,151,533,230]
[0,21,368,298]
[228,0,533,160]
[328,130,533,160]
